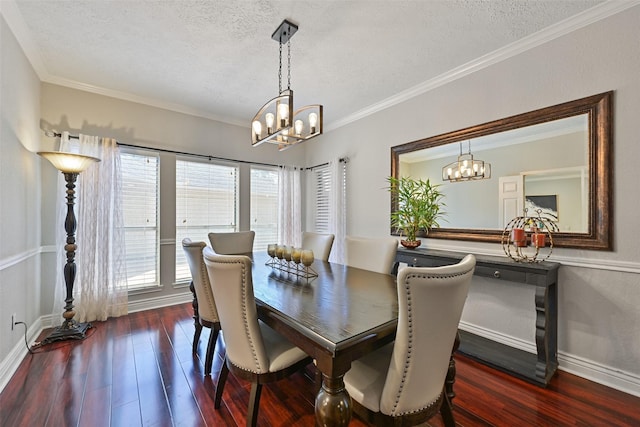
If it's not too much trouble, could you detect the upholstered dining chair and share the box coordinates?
[344,236,399,274]
[182,238,221,376]
[301,231,335,262]
[208,230,255,255]
[203,248,313,427]
[344,254,476,427]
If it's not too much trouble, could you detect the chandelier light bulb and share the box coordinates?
[295,119,303,136]
[309,112,318,133]
[265,113,275,133]
[252,120,262,139]
[278,103,289,127]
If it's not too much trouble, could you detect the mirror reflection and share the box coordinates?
[399,115,588,232]
[391,91,612,250]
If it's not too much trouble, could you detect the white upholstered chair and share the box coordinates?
[208,230,255,255]
[344,236,399,274]
[182,238,221,376]
[344,254,476,427]
[203,248,312,427]
[301,231,335,262]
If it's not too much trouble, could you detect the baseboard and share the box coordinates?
[459,321,640,398]
[0,316,43,393]
[127,291,192,313]
[0,291,192,394]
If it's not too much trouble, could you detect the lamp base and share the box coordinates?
[39,320,93,345]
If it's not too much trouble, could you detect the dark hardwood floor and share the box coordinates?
[1,303,639,426]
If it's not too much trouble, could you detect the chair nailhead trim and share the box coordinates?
[390,266,474,415]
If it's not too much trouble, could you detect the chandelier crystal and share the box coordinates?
[251,20,323,151]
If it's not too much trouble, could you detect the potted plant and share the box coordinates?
[387,176,446,249]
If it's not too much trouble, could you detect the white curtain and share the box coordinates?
[328,158,347,264]
[53,133,127,324]
[278,165,302,247]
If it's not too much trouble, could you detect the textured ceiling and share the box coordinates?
[7,0,612,129]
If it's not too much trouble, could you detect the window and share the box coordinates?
[121,151,159,289]
[250,167,279,250]
[314,165,331,232]
[175,158,238,282]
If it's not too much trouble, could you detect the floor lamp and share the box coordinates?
[38,151,100,344]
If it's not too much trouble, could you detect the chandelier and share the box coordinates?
[251,20,323,151]
[442,140,491,182]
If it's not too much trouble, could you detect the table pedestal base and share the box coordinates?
[315,374,351,427]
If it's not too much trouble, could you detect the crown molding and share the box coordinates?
[4,0,638,130]
[0,0,48,79]
[44,75,247,127]
[328,0,640,131]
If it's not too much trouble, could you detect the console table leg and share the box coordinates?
[535,283,557,383]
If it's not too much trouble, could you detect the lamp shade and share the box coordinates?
[38,151,100,173]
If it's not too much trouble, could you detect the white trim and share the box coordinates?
[4,0,638,130]
[327,1,640,131]
[0,247,40,270]
[426,242,640,274]
[4,243,640,275]
[460,321,640,398]
[0,0,48,80]
[0,291,192,394]
[0,316,43,393]
[2,299,638,398]
[559,353,640,398]
[127,291,192,313]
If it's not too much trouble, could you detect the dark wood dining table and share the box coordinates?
[250,251,399,426]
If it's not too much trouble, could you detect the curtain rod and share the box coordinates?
[306,157,349,170]
[45,131,347,170]
[45,131,282,168]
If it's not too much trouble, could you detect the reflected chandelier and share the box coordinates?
[251,20,323,151]
[442,140,491,182]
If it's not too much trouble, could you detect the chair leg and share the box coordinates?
[204,327,219,376]
[193,323,203,354]
[190,280,201,354]
[440,391,455,427]
[247,382,263,427]
[215,357,229,409]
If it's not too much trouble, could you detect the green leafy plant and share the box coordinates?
[387,176,446,242]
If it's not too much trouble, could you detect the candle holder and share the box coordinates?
[266,244,318,281]
[502,209,558,263]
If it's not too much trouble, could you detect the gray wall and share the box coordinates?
[2,4,640,398]
[0,15,42,372]
[39,83,306,308]
[303,7,640,395]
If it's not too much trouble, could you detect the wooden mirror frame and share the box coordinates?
[390,91,613,250]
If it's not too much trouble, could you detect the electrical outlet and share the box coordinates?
[11,313,16,331]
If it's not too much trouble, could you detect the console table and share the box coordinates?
[394,247,560,386]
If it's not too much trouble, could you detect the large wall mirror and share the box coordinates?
[391,91,612,250]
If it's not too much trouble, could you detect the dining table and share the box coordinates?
[249,251,398,426]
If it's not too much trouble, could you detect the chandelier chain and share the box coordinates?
[278,40,283,94]
[287,39,291,90]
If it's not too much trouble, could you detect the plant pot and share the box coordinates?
[400,239,421,249]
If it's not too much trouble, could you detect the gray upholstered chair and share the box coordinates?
[301,231,335,261]
[344,236,399,274]
[208,230,255,255]
[344,254,476,427]
[182,238,221,376]
[203,248,312,427]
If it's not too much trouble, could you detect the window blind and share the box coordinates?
[250,167,279,250]
[314,165,331,232]
[175,159,238,282]
[120,151,159,289]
